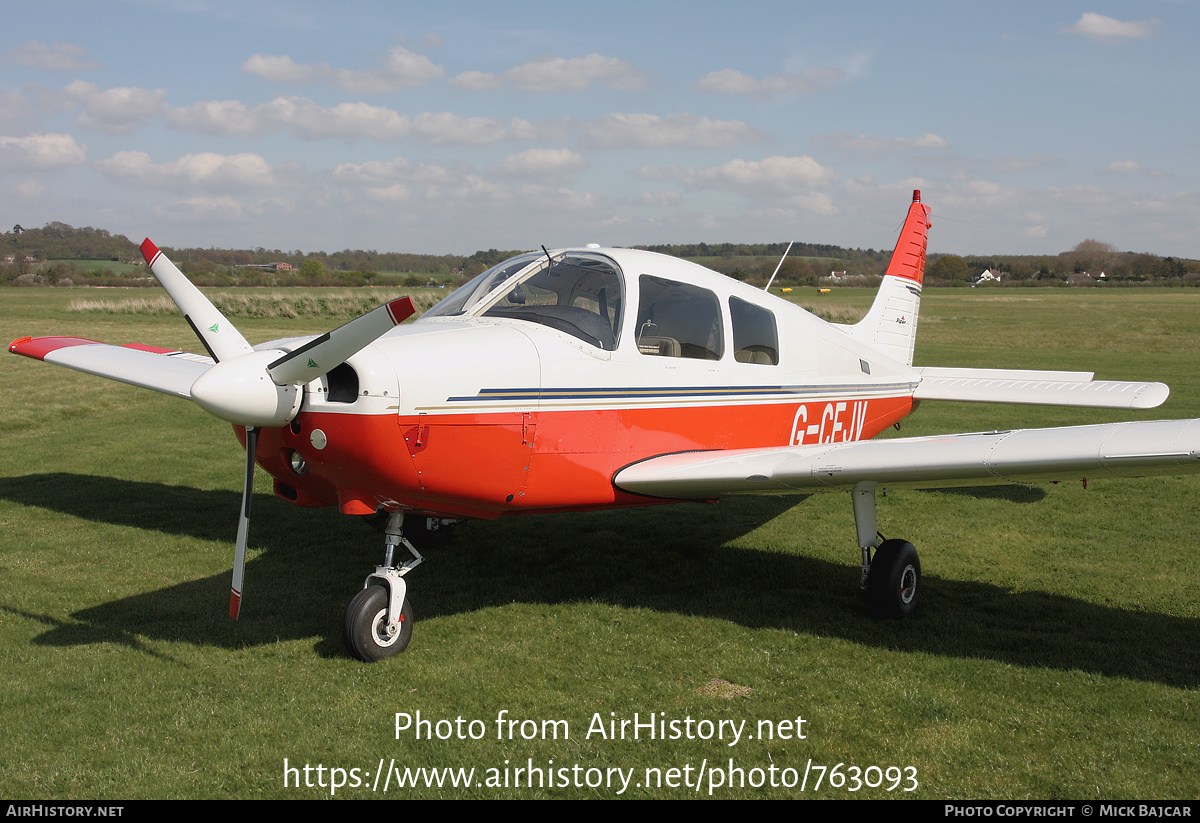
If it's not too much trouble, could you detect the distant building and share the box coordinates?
[976,268,1002,284]
[237,262,294,271]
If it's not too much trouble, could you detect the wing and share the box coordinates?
[613,418,1200,499]
[914,366,1169,409]
[8,336,213,399]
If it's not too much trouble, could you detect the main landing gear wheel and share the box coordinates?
[866,539,921,619]
[344,585,413,661]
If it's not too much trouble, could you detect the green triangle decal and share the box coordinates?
[307,358,319,368]
[208,323,219,333]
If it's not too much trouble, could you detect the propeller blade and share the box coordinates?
[230,426,258,619]
[267,297,415,385]
[140,239,252,363]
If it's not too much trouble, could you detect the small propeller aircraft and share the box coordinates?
[10,191,1200,661]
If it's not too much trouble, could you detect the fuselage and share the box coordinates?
[250,248,920,520]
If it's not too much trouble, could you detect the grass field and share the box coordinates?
[1,286,1198,799]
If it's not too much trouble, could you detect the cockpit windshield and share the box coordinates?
[423,251,624,351]
[422,253,542,319]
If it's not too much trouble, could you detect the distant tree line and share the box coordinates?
[926,240,1198,287]
[2,222,1196,289]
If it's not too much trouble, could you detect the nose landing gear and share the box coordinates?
[344,511,424,661]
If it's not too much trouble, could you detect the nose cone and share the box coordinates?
[190,350,302,427]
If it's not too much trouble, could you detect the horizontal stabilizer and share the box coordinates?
[9,336,211,398]
[614,418,1200,499]
[915,366,1168,409]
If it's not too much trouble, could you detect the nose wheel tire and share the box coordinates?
[866,539,920,619]
[345,584,413,661]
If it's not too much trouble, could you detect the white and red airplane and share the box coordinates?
[10,191,1200,661]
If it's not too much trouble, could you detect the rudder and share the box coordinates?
[844,190,931,366]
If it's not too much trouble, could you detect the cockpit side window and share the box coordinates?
[729,296,779,365]
[635,275,724,360]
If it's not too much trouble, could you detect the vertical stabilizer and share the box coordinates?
[845,191,931,366]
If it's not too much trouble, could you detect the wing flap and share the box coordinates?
[9,336,212,399]
[614,418,1200,499]
[914,366,1168,409]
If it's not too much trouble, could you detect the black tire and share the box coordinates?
[344,584,413,661]
[866,539,920,619]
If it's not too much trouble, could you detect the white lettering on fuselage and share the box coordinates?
[790,401,867,445]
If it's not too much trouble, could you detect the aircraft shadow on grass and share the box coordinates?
[2,472,1195,688]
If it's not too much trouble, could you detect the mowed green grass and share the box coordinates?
[1,286,1198,799]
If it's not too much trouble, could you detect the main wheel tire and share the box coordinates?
[344,584,413,661]
[866,539,920,619]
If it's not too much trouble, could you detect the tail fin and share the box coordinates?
[844,190,931,366]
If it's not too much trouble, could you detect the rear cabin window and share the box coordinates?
[729,296,779,365]
[635,275,723,360]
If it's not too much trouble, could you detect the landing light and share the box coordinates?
[289,451,308,476]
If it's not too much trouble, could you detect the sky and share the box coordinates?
[1,1,1197,258]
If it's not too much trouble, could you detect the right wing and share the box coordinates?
[8,336,213,399]
[613,418,1200,499]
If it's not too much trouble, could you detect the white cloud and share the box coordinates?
[95,151,281,191]
[695,67,849,98]
[637,155,838,212]
[168,96,411,140]
[810,131,947,156]
[503,54,647,91]
[167,96,539,145]
[411,112,513,145]
[0,133,87,173]
[240,54,327,84]
[449,70,502,90]
[64,80,166,134]
[631,190,682,207]
[676,155,837,191]
[490,148,586,180]
[1102,160,1167,177]
[241,45,444,92]
[5,41,100,71]
[331,158,455,188]
[581,113,766,148]
[169,96,412,141]
[1063,13,1159,43]
[165,99,272,137]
